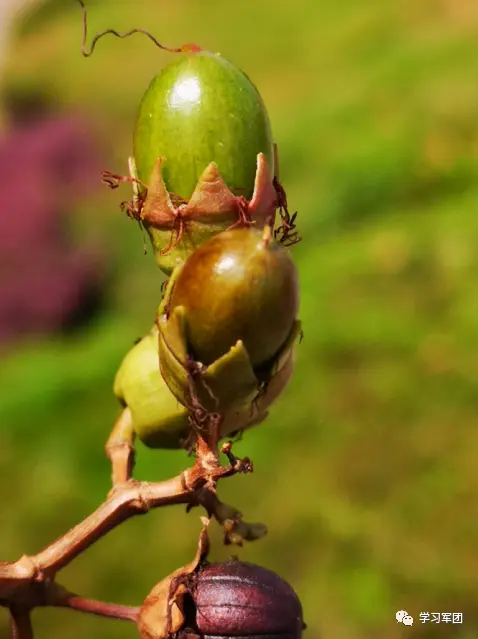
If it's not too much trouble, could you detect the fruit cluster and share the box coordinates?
[107,45,305,639]
[113,50,302,448]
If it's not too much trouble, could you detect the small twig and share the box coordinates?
[221,441,254,474]
[9,608,33,639]
[56,595,139,622]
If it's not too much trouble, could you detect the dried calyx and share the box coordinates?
[132,151,278,275]
[137,524,305,639]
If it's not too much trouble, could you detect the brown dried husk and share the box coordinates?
[137,521,210,639]
[139,152,277,274]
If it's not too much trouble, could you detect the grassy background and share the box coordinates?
[1,0,478,637]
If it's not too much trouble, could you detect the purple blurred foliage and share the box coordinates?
[0,110,106,346]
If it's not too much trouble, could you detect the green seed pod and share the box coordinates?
[134,51,274,200]
[157,227,301,413]
[114,323,296,449]
[128,50,280,275]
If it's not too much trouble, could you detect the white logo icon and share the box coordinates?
[396,610,414,626]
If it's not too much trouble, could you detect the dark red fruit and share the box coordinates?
[190,560,304,639]
[137,553,306,639]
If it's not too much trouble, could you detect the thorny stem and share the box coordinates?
[77,0,201,58]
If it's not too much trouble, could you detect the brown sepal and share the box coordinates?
[140,153,278,233]
[140,158,177,227]
[248,152,278,222]
[137,519,210,639]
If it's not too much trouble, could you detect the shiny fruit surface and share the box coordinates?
[168,228,299,369]
[134,51,274,200]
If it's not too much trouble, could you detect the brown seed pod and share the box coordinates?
[191,560,305,639]
[138,557,305,639]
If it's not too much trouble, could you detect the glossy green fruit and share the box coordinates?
[133,51,274,200]
[168,228,299,369]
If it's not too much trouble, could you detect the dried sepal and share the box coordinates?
[248,152,278,219]
[131,153,278,275]
[222,517,268,546]
[137,519,210,639]
[158,307,260,413]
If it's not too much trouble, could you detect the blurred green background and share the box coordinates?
[1,0,478,637]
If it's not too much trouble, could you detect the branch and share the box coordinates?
[1,369,266,639]
[0,438,260,616]
[33,475,188,577]
[55,594,139,622]
[9,608,33,639]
